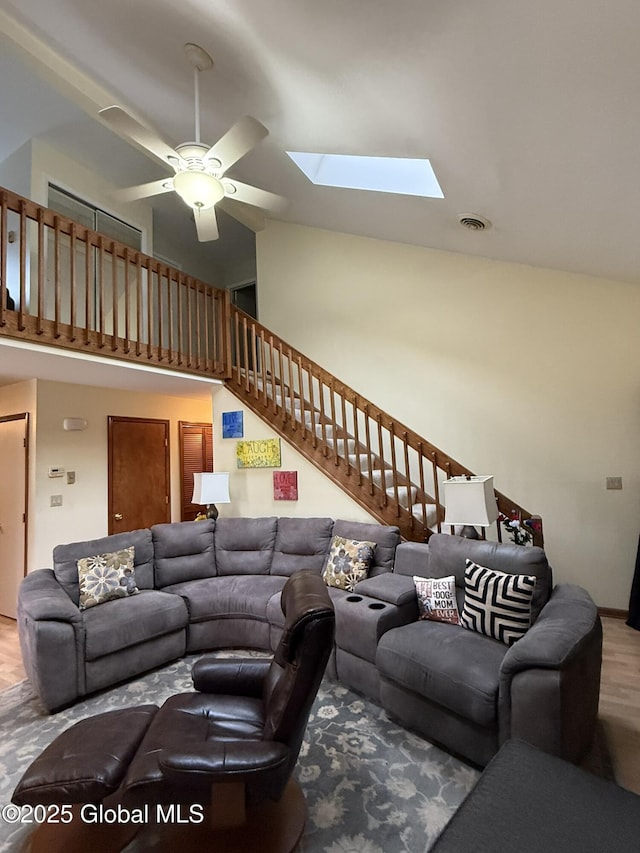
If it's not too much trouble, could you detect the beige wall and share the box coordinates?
[212,385,376,523]
[256,221,640,609]
[30,380,214,570]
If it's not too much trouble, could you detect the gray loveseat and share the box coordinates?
[16,517,602,768]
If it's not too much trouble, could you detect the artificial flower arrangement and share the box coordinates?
[499,513,538,546]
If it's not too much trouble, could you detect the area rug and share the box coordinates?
[0,655,479,852]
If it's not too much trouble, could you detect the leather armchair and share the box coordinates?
[119,569,336,809]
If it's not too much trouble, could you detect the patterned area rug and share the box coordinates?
[0,655,479,852]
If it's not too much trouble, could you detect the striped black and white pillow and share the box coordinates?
[461,559,536,645]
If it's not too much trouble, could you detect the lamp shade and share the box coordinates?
[173,170,224,210]
[443,475,499,527]
[192,472,231,506]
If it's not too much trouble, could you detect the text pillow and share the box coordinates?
[77,547,138,611]
[413,575,461,625]
[322,536,376,592]
[461,559,535,645]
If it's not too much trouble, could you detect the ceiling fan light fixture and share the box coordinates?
[173,170,224,210]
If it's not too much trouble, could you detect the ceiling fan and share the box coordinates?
[99,43,287,242]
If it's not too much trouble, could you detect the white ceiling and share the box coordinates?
[0,0,639,393]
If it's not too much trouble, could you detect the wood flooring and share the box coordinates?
[1,614,639,793]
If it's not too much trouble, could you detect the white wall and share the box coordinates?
[212,385,376,523]
[256,221,640,609]
[30,380,213,570]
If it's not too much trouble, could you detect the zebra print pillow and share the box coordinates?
[461,559,536,645]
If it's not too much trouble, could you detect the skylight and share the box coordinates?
[286,152,444,198]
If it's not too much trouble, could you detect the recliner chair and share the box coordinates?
[13,570,335,852]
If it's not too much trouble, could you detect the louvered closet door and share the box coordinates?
[179,422,213,521]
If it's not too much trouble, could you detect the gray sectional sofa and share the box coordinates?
[16,516,602,768]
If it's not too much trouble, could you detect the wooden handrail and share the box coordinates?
[0,183,542,545]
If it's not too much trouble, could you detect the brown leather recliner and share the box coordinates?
[12,570,335,851]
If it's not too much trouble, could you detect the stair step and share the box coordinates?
[411,502,440,529]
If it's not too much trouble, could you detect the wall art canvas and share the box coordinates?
[236,438,282,468]
[273,471,298,500]
[222,411,244,439]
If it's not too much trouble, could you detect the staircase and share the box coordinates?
[227,306,542,544]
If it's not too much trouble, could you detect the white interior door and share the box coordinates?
[0,415,28,619]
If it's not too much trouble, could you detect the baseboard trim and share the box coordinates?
[598,607,628,620]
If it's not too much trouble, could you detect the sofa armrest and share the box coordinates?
[17,569,82,623]
[354,573,419,609]
[499,584,602,761]
[500,584,599,677]
[192,658,272,696]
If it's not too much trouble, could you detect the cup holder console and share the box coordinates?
[346,595,363,602]
[368,602,386,610]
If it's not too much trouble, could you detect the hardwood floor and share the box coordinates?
[1,614,639,792]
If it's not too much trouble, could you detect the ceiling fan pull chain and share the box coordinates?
[194,66,201,144]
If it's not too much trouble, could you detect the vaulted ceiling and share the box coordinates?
[1,0,640,286]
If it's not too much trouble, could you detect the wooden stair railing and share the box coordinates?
[0,185,542,545]
[228,305,543,545]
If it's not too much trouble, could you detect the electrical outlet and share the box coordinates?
[50,494,63,507]
[606,477,623,490]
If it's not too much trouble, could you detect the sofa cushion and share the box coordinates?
[461,560,536,645]
[214,517,277,575]
[322,536,376,591]
[78,547,138,610]
[377,620,508,728]
[413,575,461,625]
[331,520,400,577]
[83,590,188,661]
[426,534,552,620]
[270,517,334,576]
[152,520,215,588]
[54,528,154,606]
[164,575,287,623]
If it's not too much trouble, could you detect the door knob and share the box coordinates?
[114,513,123,521]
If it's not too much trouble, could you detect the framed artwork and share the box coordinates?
[274,471,298,501]
[236,438,281,468]
[222,411,244,439]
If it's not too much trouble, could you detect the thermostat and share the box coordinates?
[48,466,65,478]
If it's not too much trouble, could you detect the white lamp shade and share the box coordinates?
[443,475,499,527]
[192,472,231,505]
[173,170,224,210]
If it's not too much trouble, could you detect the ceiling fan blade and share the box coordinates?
[218,197,266,232]
[99,106,182,168]
[194,206,219,242]
[223,180,288,214]
[113,178,174,202]
[205,116,269,173]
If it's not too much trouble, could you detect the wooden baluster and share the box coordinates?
[287,349,297,431]
[418,445,429,531]
[97,236,105,348]
[147,263,154,359]
[202,284,210,371]
[167,270,174,363]
[123,248,130,353]
[329,380,339,465]
[260,329,268,406]
[185,275,192,367]
[53,216,62,338]
[69,223,77,342]
[252,323,260,399]
[269,336,278,413]
[308,372,318,448]
[277,345,286,423]
[37,209,45,336]
[243,317,251,391]
[298,357,307,439]
[18,201,27,331]
[176,272,184,365]
[389,423,401,516]
[0,192,6,328]
[352,396,363,485]
[341,393,349,473]
[319,380,329,456]
[364,405,374,493]
[377,414,387,506]
[111,241,118,351]
[84,231,92,345]
[403,433,412,526]
[156,263,164,362]
[135,254,142,356]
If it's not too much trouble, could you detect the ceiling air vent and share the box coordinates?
[458,213,491,231]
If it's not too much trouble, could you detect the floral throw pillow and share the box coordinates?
[77,547,138,611]
[413,575,461,625]
[322,536,376,592]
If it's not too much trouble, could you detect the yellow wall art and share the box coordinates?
[236,438,282,468]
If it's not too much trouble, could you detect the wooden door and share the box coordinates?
[0,413,28,619]
[179,421,213,521]
[108,416,170,534]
